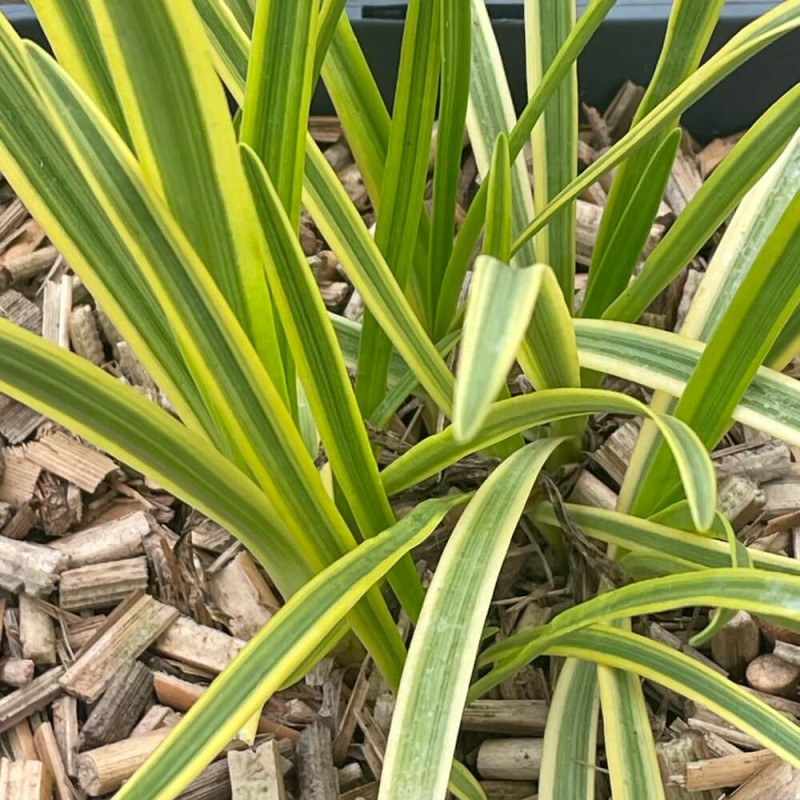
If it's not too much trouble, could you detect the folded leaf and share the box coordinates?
[454,256,540,440]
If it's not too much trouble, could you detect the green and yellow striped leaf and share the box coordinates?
[0,21,210,437]
[379,439,565,800]
[426,0,472,318]
[525,0,577,302]
[434,0,616,336]
[116,494,467,800]
[531,502,800,577]
[584,0,725,318]
[483,133,513,262]
[543,625,800,769]
[467,0,535,269]
[537,658,599,800]
[303,141,455,414]
[513,1,800,254]
[88,0,284,391]
[0,319,312,596]
[27,0,128,137]
[598,654,665,800]
[241,0,317,227]
[574,319,800,446]
[580,127,681,319]
[382,387,715,532]
[28,44,406,685]
[356,0,440,415]
[242,144,425,618]
[624,164,800,518]
[453,256,540,441]
[605,85,800,324]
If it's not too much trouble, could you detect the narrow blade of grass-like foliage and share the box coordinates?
[580,128,681,318]
[192,0,250,98]
[531,502,800,577]
[434,0,617,336]
[426,0,472,319]
[356,0,441,415]
[584,0,724,317]
[525,0,577,302]
[242,145,425,617]
[483,133,513,262]
[0,319,313,595]
[88,0,285,394]
[624,177,800,519]
[379,439,565,800]
[467,0,535,269]
[27,0,128,137]
[541,625,800,769]
[480,568,800,675]
[619,129,800,515]
[537,658,599,800]
[605,85,800,324]
[116,495,466,800]
[303,141,455,413]
[689,516,752,647]
[574,319,800,445]
[382,388,715,532]
[512,2,800,254]
[314,0,348,79]
[0,20,210,437]
[241,0,316,227]
[221,0,253,35]
[453,257,540,441]
[28,45,407,685]
[598,656,665,800]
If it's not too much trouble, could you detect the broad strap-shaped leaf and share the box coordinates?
[519,270,580,390]
[0,319,313,596]
[88,0,285,392]
[512,1,800,254]
[303,141,455,413]
[598,654,665,800]
[543,625,800,769]
[115,495,467,800]
[242,145,425,618]
[480,568,800,680]
[0,20,212,437]
[314,0,348,80]
[192,0,250,98]
[466,0,536,269]
[580,128,681,318]
[241,0,317,228]
[537,658,599,800]
[220,0,254,34]
[525,0,577,303]
[382,387,715,532]
[356,0,441,415]
[574,319,800,446]
[453,257,540,441]
[483,133,513,262]
[531,502,800,577]
[379,439,565,800]
[623,165,800,518]
[605,85,800,324]
[425,0,472,320]
[584,0,725,318]
[28,44,407,685]
[434,0,616,336]
[27,0,128,137]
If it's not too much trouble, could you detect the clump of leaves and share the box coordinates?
[1,0,799,798]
